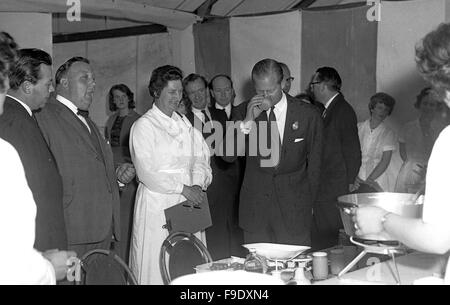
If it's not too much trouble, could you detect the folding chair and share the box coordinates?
[159,232,212,285]
[73,249,138,285]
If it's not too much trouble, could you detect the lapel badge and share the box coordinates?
[292,121,299,131]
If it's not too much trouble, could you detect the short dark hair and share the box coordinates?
[369,92,396,115]
[8,48,51,90]
[278,62,290,77]
[209,74,234,90]
[315,67,342,91]
[251,58,283,84]
[108,84,135,111]
[55,56,90,85]
[0,32,19,92]
[183,73,208,90]
[148,65,183,98]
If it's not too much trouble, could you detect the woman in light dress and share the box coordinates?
[129,65,212,285]
[354,93,396,192]
[395,87,443,193]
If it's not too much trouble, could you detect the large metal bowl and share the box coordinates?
[337,192,423,241]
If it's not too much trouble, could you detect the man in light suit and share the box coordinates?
[224,59,323,245]
[309,67,361,250]
[0,48,67,252]
[35,57,135,258]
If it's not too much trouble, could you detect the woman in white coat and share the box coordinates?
[395,87,442,193]
[354,93,396,192]
[129,65,212,285]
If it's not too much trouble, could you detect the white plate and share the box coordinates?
[242,243,310,261]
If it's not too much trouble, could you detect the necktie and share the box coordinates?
[322,108,327,119]
[267,106,281,168]
[201,110,210,123]
[77,109,89,118]
[268,106,280,146]
[76,108,91,132]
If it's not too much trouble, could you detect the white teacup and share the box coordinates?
[258,97,272,111]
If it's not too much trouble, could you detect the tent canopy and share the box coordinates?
[0,0,351,30]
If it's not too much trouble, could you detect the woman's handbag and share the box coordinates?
[163,193,212,233]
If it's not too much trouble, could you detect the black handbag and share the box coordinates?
[163,193,212,233]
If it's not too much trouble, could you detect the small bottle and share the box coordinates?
[244,249,268,274]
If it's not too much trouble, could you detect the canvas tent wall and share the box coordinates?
[2,0,450,129]
[194,0,450,125]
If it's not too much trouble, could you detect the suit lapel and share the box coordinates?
[277,97,297,168]
[282,97,296,148]
[54,100,100,158]
[89,117,113,175]
[323,93,341,126]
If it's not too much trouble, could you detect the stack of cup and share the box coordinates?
[312,252,329,280]
[329,247,345,275]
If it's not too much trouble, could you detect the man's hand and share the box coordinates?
[353,176,364,190]
[364,178,383,192]
[244,95,266,124]
[43,249,77,281]
[181,185,204,206]
[116,162,136,184]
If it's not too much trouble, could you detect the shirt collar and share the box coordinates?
[154,104,179,121]
[215,103,231,112]
[56,94,78,115]
[192,106,211,119]
[6,94,32,116]
[324,92,339,109]
[192,107,208,114]
[272,92,287,113]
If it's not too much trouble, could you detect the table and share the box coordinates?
[314,252,447,285]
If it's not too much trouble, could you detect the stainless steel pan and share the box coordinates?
[337,192,423,241]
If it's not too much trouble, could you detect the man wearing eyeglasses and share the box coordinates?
[308,67,361,250]
[278,62,294,94]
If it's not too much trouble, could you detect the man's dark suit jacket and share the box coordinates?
[35,97,120,246]
[186,107,243,259]
[227,94,323,241]
[316,93,361,204]
[0,96,67,251]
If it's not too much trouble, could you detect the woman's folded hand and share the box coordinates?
[182,185,204,205]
